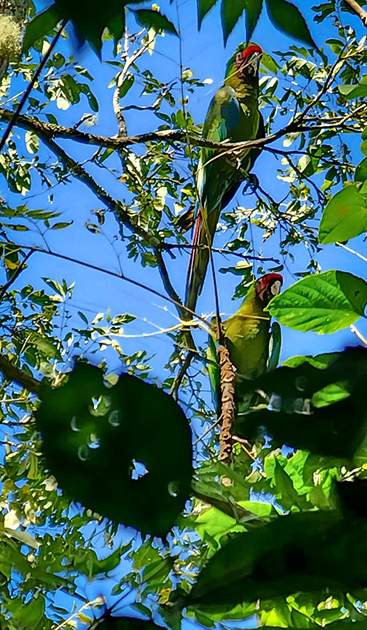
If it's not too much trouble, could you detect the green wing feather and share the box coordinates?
[267,321,282,372]
[207,328,220,412]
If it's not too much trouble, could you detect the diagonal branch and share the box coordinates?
[0,353,41,394]
[343,0,367,25]
[35,135,192,323]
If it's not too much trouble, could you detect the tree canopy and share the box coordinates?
[1,0,367,628]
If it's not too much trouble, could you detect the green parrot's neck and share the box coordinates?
[224,63,259,101]
[238,286,264,316]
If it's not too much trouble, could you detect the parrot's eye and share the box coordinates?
[235,52,244,68]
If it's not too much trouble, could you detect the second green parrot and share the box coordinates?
[208,273,283,407]
[184,43,263,317]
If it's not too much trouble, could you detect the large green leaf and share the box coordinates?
[196,0,310,44]
[197,0,217,28]
[188,511,367,606]
[23,0,135,54]
[244,0,264,41]
[221,0,248,44]
[265,0,316,47]
[318,185,367,244]
[133,9,178,35]
[236,347,367,458]
[36,362,192,537]
[267,270,367,333]
[23,5,63,53]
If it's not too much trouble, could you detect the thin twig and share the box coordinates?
[193,416,222,446]
[0,240,210,329]
[292,45,349,126]
[169,350,194,398]
[336,242,367,262]
[165,243,281,263]
[350,325,367,347]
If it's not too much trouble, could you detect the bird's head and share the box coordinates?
[227,43,263,81]
[255,273,283,305]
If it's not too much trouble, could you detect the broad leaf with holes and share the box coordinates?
[36,362,192,537]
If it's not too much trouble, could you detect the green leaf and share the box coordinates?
[36,362,192,536]
[188,511,344,606]
[90,543,131,576]
[338,77,367,99]
[267,270,367,334]
[53,0,126,55]
[133,10,178,35]
[119,75,135,99]
[311,382,350,408]
[244,0,264,41]
[5,595,45,626]
[190,509,367,605]
[87,91,99,112]
[4,529,40,550]
[265,0,316,47]
[27,331,62,360]
[318,184,367,244]
[221,0,247,44]
[51,221,73,230]
[25,131,39,154]
[236,347,367,458]
[282,352,341,369]
[267,321,281,372]
[272,459,302,510]
[197,0,217,28]
[361,140,367,157]
[23,5,63,53]
[195,506,244,542]
[355,158,367,183]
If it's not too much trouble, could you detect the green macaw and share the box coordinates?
[208,273,283,407]
[184,43,263,317]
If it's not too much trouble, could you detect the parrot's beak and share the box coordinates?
[271,279,282,296]
[249,51,262,73]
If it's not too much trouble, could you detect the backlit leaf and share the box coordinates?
[318,185,367,244]
[267,271,367,333]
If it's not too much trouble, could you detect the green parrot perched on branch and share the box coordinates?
[208,273,283,409]
[183,43,263,317]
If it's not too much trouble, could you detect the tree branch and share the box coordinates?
[343,0,367,25]
[0,105,365,158]
[0,353,41,394]
[0,19,68,151]
[33,134,191,323]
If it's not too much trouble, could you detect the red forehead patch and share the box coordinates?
[242,44,263,59]
[262,273,283,285]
